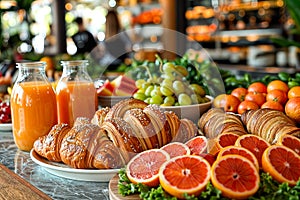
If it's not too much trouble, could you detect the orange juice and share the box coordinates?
[56,81,97,126]
[11,82,57,151]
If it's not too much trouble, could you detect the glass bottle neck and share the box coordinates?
[60,60,92,82]
[16,61,48,82]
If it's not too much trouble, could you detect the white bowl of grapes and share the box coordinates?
[130,60,215,123]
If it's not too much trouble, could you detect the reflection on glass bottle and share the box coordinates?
[56,60,98,127]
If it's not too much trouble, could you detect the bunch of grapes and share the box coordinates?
[133,62,210,106]
[0,100,11,123]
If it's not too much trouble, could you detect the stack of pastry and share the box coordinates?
[198,108,248,138]
[33,98,198,169]
[241,108,300,144]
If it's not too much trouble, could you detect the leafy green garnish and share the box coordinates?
[118,168,300,200]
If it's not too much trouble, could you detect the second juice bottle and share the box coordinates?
[56,60,98,127]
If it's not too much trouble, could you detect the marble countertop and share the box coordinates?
[0,131,110,200]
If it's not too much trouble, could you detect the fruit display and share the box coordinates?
[214,74,300,125]
[96,75,138,97]
[128,56,214,106]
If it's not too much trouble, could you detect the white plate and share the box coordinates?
[30,149,119,182]
[0,123,12,131]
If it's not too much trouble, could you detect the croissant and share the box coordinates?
[33,123,71,162]
[198,108,247,138]
[91,107,110,127]
[241,108,300,144]
[100,117,144,164]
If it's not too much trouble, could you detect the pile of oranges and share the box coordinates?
[213,80,300,124]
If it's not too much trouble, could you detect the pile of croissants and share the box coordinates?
[198,107,300,144]
[33,98,198,169]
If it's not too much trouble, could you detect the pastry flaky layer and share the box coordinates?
[33,98,198,169]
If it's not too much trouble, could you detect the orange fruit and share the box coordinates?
[245,92,266,107]
[266,89,288,105]
[211,154,260,199]
[267,80,289,93]
[237,100,259,115]
[285,97,300,124]
[277,134,300,156]
[126,149,170,187]
[235,134,270,168]
[217,145,259,171]
[159,155,211,198]
[288,86,300,99]
[207,132,240,156]
[262,145,300,186]
[261,101,284,112]
[161,142,190,158]
[231,87,248,102]
[185,136,208,156]
[213,94,240,113]
[248,82,267,94]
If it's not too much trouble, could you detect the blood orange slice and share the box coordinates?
[159,155,211,199]
[185,136,208,155]
[211,154,260,199]
[126,149,170,187]
[262,145,300,186]
[217,145,259,171]
[235,134,270,168]
[160,142,190,158]
[207,132,240,156]
[277,134,300,156]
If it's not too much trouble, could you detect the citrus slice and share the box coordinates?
[235,134,270,168]
[207,132,240,156]
[217,145,259,171]
[160,142,191,158]
[159,155,211,199]
[211,154,260,199]
[185,136,208,155]
[126,149,170,187]
[277,134,300,156]
[262,145,300,186]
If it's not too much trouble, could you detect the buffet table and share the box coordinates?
[0,131,110,200]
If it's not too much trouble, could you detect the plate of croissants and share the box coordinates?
[30,149,119,182]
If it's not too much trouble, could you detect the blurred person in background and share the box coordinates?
[72,17,97,55]
[92,10,132,71]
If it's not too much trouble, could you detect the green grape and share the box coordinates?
[175,65,188,77]
[173,80,185,95]
[178,93,192,106]
[161,79,173,89]
[150,95,163,105]
[162,72,175,81]
[133,93,147,101]
[189,84,206,97]
[191,94,199,104]
[135,79,146,89]
[160,86,173,96]
[162,62,176,73]
[142,82,151,90]
[144,85,154,97]
[144,97,151,104]
[150,86,162,97]
[136,88,146,94]
[163,96,175,106]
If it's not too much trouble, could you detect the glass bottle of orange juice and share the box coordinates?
[11,61,58,151]
[56,60,98,127]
